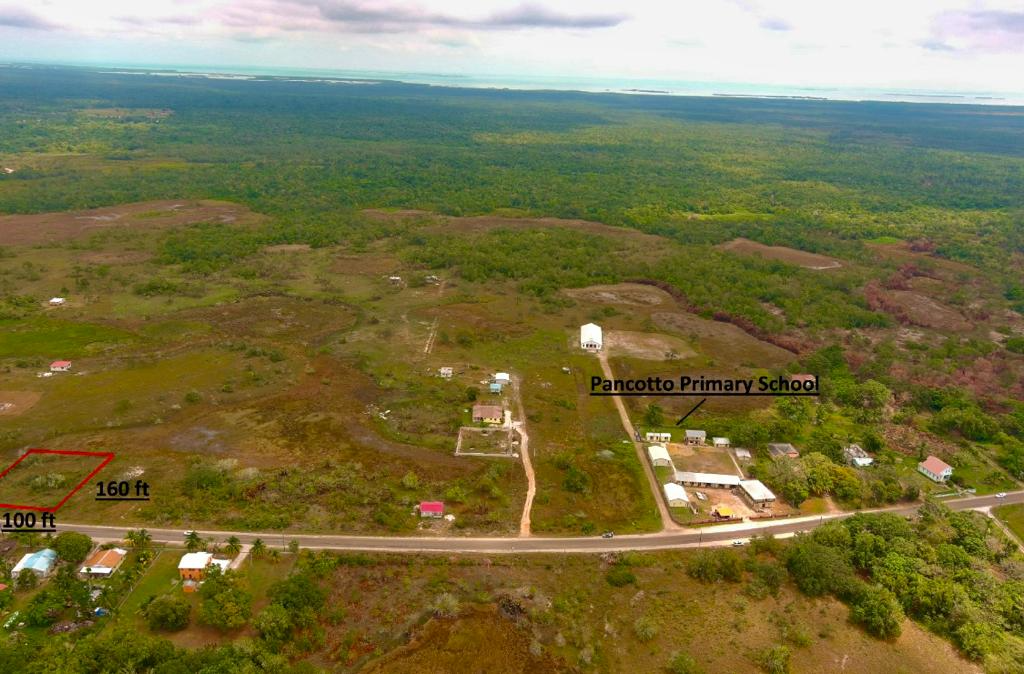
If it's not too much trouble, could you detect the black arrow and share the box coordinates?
[675,398,707,426]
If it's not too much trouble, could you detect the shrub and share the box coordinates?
[605,564,636,587]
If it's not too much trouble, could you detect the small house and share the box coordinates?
[767,443,799,460]
[439,367,453,379]
[734,448,752,461]
[494,372,511,384]
[388,275,402,284]
[80,548,127,577]
[739,479,776,506]
[843,443,874,467]
[12,549,57,578]
[489,382,503,394]
[419,501,444,518]
[50,360,72,373]
[472,404,503,424]
[178,552,229,591]
[712,436,730,448]
[645,432,672,443]
[1,167,13,175]
[663,482,691,508]
[49,297,66,306]
[647,444,672,468]
[684,430,706,446]
[918,455,953,483]
[580,323,603,351]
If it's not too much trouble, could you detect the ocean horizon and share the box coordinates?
[6,59,1024,106]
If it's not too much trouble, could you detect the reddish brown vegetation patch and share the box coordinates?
[718,237,842,269]
[0,200,263,246]
[864,281,971,331]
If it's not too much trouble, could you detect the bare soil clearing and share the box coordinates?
[653,311,794,367]
[564,282,671,307]
[604,330,695,360]
[0,199,262,246]
[0,390,41,416]
[718,237,842,269]
[887,290,972,331]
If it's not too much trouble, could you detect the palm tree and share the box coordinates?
[184,530,204,552]
[250,538,267,559]
[225,536,242,556]
[126,529,152,549]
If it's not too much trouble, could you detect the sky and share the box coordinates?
[1,0,1023,93]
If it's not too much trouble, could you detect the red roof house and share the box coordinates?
[49,360,72,372]
[419,501,444,518]
[918,455,953,482]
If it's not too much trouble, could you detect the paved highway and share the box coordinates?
[50,491,1024,555]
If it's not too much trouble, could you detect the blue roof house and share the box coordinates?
[12,548,57,578]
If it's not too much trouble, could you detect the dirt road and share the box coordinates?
[597,351,678,531]
[511,376,536,537]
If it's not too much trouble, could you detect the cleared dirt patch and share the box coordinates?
[0,390,41,416]
[671,444,740,475]
[719,237,842,269]
[653,311,794,367]
[564,282,671,307]
[887,290,972,331]
[0,199,263,246]
[604,330,695,360]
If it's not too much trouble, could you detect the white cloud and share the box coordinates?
[0,0,1021,93]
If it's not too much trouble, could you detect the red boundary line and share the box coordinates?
[0,448,114,512]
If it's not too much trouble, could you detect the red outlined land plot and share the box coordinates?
[0,448,114,512]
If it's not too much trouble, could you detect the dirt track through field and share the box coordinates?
[597,351,677,531]
[511,376,536,537]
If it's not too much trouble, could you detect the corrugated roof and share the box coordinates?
[740,479,776,501]
[675,471,741,486]
[663,482,690,503]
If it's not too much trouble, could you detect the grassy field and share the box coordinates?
[993,504,1024,542]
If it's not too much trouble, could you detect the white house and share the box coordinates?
[580,323,603,351]
[918,455,953,482]
[647,445,673,467]
[734,448,752,461]
[663,482,691,508]
[49,297,66,306]
[49,360,72,372]
[494,372,511,384]
[439,367,453,379]
[712,437,731,448]
[645,431,672,443]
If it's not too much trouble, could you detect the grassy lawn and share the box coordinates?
[994,504,1024,542]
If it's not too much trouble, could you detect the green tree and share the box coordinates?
[126,529,152,549]
[184,530,204,552]
[145,594,191,631]
[850,585,903,638]
[251,538,267,559]
[668,652,704,674]
[225,536,242,556]
[254,603,293,643]
[644,403,664,427]
[197,567,252,631]
[52,531,93,564]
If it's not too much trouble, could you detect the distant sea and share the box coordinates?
[15,60,1024,106]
